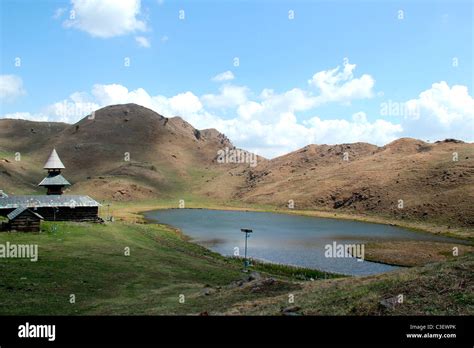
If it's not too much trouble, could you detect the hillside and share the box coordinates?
[0,220,471,315]
[0,220,335,315]
[0,104,252,200]
[0,103,473,229]
[223,253,474,316]
[237,138,474,228]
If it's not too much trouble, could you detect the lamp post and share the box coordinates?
[240,228,253,269]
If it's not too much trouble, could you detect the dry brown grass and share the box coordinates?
[364,241,474,266]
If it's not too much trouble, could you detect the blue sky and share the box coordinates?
[0,0,473,158]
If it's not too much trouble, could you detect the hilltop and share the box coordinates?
[1,103,473,230]
[0,104,252,200]
[237,137,474,228]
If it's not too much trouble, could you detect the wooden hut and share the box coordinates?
[5,207,44,232]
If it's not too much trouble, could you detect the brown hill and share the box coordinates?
[0,119,69,193]
[237,138,474,227]
[0,103,473,228]
[0,104,251,199]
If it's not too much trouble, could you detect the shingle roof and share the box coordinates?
[7,207,44,220]
[43,149,65,169]
[38,173,71,187]
[0,195,101,209]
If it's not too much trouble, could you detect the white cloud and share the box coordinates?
[201,84,249,109]
[91,84,131,105]
[304,113,402,146]
[64,0,147,38]
[168,92,203,114]
[0,81,405,158]
[135,36,151,48]
[237,101,263,121]
[46,99,99,123]
[260,88,317,113]
[212,71,235,82]
[309,61,375,104]
[0,75,26,102]
[2,61,472,158]
[401,81,474,141]
[88,84,202,117]
[66,82,400,157]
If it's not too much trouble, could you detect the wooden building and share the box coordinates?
[0,149,101,222]
[4,207,44,232]
[0,195,100,221]
[38,148,71,195]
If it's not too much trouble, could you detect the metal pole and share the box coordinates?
[244,232,248,260]
[240,228,252,269]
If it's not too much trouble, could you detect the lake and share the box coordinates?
[144,209,460,276]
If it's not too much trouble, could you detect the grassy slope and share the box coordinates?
[223,253,474,316]
[0,219,472,316]
[0,221,332,315]
[1,164,473,316]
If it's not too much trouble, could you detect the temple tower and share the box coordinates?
[38,149,71,195]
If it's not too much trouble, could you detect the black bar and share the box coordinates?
[0,316,472,346]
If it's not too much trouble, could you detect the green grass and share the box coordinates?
[242,258,342,281]
[0,221,236,315]
[0,149,15,158]
[0,219,471,315]
[0,220,330,315]
[224,253,474,315]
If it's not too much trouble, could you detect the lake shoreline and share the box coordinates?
[108,200,471,269]
[142,215,348,278]
[144,213,400,275]
[135,205,472,242]
[110,199,471,242]
[142,207,469,271]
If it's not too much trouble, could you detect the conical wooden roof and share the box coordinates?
[43,149,65,169]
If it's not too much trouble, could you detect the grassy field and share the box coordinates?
[223,253,474,316]
[0,218,472,316]
[0,220,336,315]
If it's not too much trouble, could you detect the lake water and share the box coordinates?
[144,209,460,276]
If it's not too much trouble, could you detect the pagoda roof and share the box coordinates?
[44,149,65,169]
[38,173,71,187]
